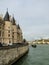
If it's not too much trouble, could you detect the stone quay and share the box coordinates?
[0,43,29,65]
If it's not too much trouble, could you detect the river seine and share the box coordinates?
[13,44,49,65]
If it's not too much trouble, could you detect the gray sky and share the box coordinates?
[0,0,49,41]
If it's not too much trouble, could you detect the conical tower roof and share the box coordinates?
[17,24,20,29]
[4,9,10,21]
[11,16,16,25]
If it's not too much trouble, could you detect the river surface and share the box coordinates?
[13,44,49,65]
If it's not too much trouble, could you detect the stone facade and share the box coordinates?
[0,10,23,45]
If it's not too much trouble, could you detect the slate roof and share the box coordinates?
[11,16,16,25]
[4,10,10,21]
[17,24,20,29]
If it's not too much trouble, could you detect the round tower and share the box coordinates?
[11,15,18,43]
[17,24,23,43]
[3,9,12,45]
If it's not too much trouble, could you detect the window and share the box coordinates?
[8,30,10,33]
[0,31,1,36]
[13,32,14,34]
[0,27,1,29]
[9,40,11,43]
[12,36,14,38]
[8,34,10,37]
[2,32,4,36]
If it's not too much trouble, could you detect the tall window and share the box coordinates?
[0,26,1,29]
[0,31,1,36]
[2,32,4,36]
[12,35,14,38]
[13,32,14,34]
[8,30,10,33]
[9,40,11,43]
[8,34,10,37]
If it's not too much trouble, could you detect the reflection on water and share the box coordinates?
[12,44,49,65]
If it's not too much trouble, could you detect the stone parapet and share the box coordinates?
[0,44,29,65]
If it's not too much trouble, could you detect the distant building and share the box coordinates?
[0,10,23,45]
[32,39,49,44]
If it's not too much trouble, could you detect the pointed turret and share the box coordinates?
[4,8,10,21]
[17,24,20,29]
[11,15,16,25]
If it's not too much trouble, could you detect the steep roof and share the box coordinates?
[17,24,20,29]
[11,16,16,25]
[4,10,10,21]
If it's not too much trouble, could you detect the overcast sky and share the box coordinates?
[0,0,49,41]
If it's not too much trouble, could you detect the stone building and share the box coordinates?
[32,39,49,44]
[0,10,23,45]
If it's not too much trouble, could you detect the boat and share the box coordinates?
[31,44,37,48]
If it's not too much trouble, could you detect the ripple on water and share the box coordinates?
[12,45,49,65]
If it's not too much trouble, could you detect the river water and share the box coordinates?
[13,44,49,65]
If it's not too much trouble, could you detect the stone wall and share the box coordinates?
[0,45,29,65]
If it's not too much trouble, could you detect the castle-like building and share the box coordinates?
[0,10,23,46]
